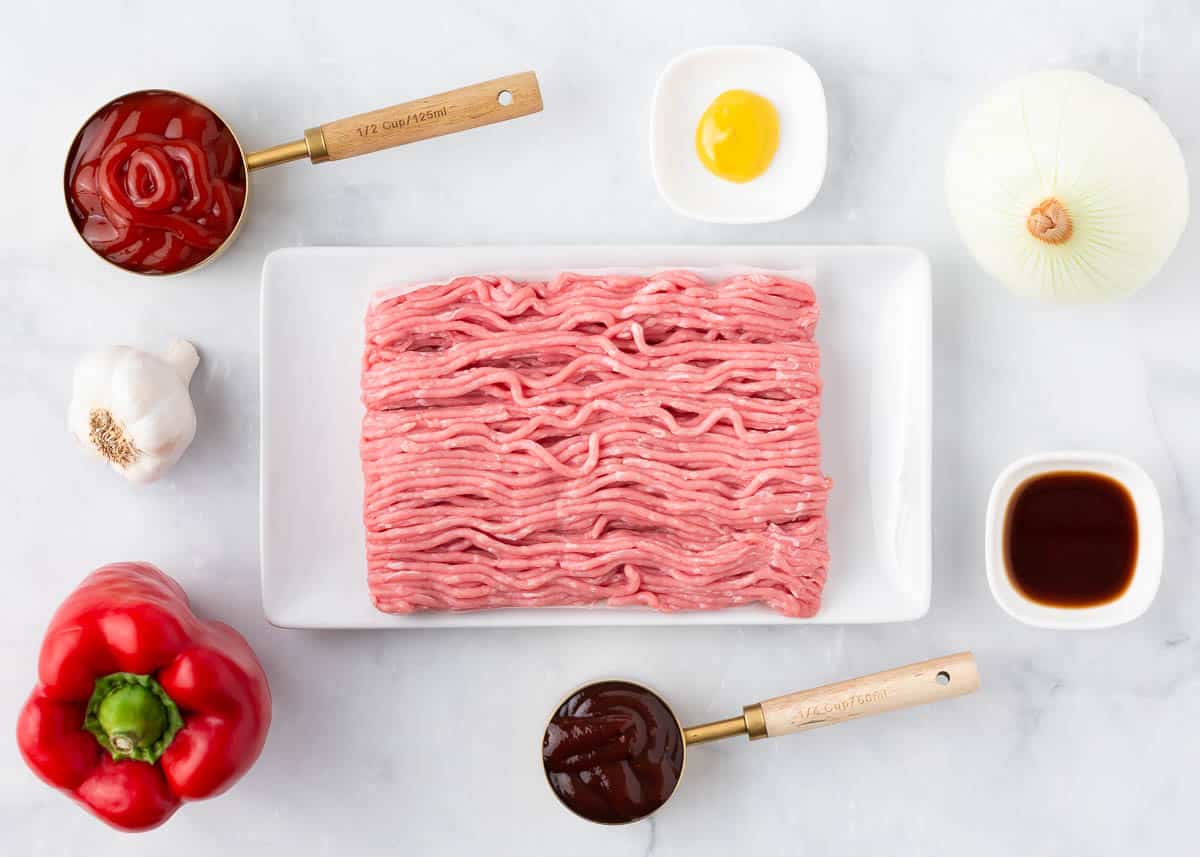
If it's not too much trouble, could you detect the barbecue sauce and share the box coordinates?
[542,681,684,824]
[1004,472,1137,607]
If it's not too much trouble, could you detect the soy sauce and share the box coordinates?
[1004,472,1137,607]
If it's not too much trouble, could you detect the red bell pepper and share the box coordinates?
[16,562,271,832]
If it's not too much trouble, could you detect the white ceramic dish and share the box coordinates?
[984,451,1163,629]
[651,45,827,224]
[260,245,931,628]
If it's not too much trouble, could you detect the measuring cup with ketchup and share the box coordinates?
[542,653,979,825]
[64,72,542,276]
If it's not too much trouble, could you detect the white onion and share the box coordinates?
[946,70,1189,303]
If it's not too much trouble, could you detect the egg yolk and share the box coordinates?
[695,89,780,183]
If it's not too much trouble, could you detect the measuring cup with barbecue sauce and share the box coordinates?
[65,73,543,276]
[542,653,979,825]
[543,681,685,824]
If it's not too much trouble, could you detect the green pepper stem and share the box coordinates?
[84,673,184,764]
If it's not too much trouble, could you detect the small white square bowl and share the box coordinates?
[984,451,1163,629]
[651,45,827,224]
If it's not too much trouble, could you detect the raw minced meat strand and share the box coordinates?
[360,270,831,616]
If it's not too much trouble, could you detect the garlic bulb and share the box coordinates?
[69,341,199,484]
[946,70,1189,303]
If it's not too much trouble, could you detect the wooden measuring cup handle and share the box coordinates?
[751,652,979,739]
[307,71,543,162]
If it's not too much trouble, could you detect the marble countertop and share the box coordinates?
[1,2,1196,855]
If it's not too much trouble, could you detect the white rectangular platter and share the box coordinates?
[261,246,931,627]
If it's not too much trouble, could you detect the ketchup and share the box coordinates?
[66,91,246,274]
[542,681,684,824]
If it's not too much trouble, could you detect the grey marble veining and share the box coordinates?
[1,1,1197,855]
